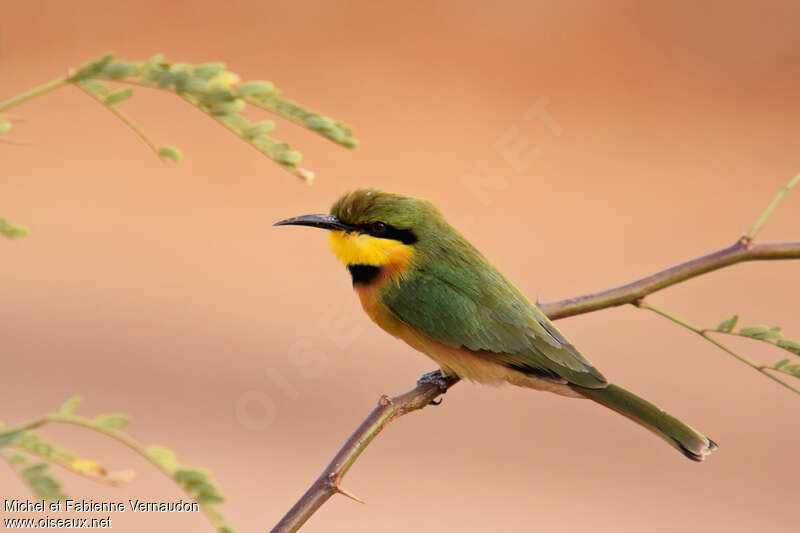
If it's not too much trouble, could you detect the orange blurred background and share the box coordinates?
[2,1,799,531]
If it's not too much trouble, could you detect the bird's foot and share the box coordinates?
[417,369,450,391]
[417,369,451,405]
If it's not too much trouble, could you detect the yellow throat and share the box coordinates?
[327,231,414,269]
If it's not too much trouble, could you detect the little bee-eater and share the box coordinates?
[276,189,717,461]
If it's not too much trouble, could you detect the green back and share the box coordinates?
[368,197,607,389]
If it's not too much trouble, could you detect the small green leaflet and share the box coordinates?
[0,218,28,239]
[175,468,225,504]
[716,314,739,332]
[71,54,113,82]
[158,145,183,163]
[776,339,800,356]
[18,460,68,501]
[0,428,24,448]
[57,396,82,416]
[105,88,133,105]
[93,413,130,430]
[81,79,109,96]
[146,445,179,471]
[776,364,800,377]
[235,81,274,96]
[738,325,782,340]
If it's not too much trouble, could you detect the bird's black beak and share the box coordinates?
[274,214,359,232]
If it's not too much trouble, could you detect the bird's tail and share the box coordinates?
[570,383,717,461]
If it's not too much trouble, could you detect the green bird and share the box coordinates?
[276,189,717,461]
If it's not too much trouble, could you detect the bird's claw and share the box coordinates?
[417,370,450,405]
[417,369,450,390]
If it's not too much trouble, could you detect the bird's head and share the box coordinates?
[275,189,444,284]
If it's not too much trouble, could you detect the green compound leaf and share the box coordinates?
[0,218,28,239]
[158,145,183,163]
[58,52,355,179]
[716,314,739,333]
[105,88,134,105]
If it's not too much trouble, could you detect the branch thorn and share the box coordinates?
[328,473,365,504]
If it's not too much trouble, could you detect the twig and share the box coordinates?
[541,172,800,319]
[270,376,460,533]
[746,173,800,239]
[537,240,800,320]
[0,137,32,145]
[0,77,69,112]
[636,302,800,395]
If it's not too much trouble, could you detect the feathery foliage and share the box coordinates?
[1,52,358,237]
[0,396,235,533]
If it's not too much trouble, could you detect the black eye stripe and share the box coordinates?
[358,222,418,244]
[387,227,417,244]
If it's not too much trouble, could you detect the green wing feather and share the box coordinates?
[381,241,607,388]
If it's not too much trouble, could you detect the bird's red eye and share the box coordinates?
[371,222,387,236]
